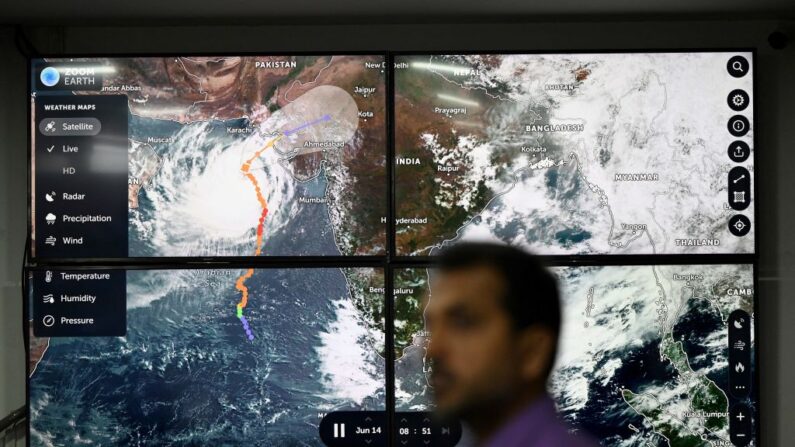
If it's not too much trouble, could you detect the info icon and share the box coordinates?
[727,55,749,78]
[728,89,749,112]
[728,115,750,137]
[729,215,751,237]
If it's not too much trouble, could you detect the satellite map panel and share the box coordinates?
[31,55,387,258]
[394,52,755,256]
[395,264,757,446]
[28,267,386,446]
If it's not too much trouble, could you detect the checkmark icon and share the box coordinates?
[46,145,55,152]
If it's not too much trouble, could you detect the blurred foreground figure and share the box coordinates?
[426,243,598,447]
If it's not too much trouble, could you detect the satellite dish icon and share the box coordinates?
[45,191,55,202]
[45,213,56,225]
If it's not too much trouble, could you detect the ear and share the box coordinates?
[517,326,556,382]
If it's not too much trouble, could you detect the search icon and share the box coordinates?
[727,56,749,78]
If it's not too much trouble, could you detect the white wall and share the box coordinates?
[1,19,794,444]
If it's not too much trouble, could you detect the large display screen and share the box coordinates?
[394,53,755,255]
[28,267,386,445]
[394,264,757,446]
[30,55,387,258]
[26,50,758,447]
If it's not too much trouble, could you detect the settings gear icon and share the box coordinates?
[728,89,749,111]
[732,94,745,108]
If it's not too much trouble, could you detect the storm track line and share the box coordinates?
[283,114,331,136]
[235,135,283,341]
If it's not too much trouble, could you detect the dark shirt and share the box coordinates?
[483,395,599,447]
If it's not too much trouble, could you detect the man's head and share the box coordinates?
[425,242,561,421]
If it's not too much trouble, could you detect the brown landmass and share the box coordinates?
[128,141,162,209]
[394,56,501,254]
[28,325,49,377]
[271,56,386,255]
[278,56,385,182]
[110,56,297,122]
[574,67,591,82]
[68,56,308,122]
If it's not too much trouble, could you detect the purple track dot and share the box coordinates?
[248,335,255,341]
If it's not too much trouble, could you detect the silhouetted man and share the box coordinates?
[426,243,598,447]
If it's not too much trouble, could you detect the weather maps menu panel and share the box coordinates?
[28,267,386,446]
[394,53,755,255]
[30,56,387,258]
[394,265,757,446]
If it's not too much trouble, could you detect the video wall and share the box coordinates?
[27,52,757,446]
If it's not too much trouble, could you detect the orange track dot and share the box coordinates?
[235,135,282,315]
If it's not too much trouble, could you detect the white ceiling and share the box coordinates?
[1,0,793,24]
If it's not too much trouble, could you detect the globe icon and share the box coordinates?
[40,67,60,87]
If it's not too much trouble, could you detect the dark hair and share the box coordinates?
[437,242,561,337]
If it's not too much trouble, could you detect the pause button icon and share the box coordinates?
[333,423,346,438]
